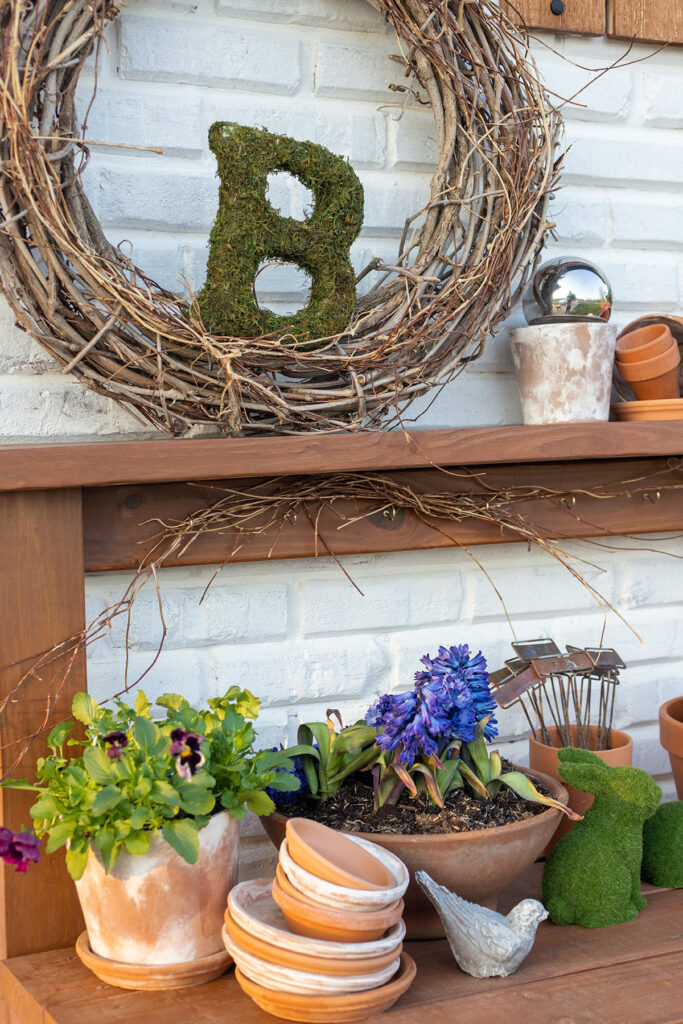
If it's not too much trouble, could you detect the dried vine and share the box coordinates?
[0,0,562,435]
[4,459,683,779]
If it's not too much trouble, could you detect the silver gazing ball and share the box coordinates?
[523,256,612,325]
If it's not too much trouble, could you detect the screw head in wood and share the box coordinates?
[550,0,565,13]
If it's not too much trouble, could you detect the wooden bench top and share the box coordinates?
[1,865,681,1024]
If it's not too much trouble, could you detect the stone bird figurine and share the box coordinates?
[416,871,547,978]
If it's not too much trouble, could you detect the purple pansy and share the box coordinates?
[0,827,41,874]
[170,729,206,780]
[365,643,498,765]
[102,731,129,760]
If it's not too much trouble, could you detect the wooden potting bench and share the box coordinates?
[1,423,683,1023]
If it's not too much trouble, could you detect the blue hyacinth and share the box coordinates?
[265,750,309,810]
[365,644,498,765]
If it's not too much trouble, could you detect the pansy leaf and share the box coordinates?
[91,786,123,816]
[151,780,181,807]
[0,779,42,791]
[95,829,120,873]
[47,720,74,751]
[266,772,302,792]
[155,693,186,712]
[133,716,159,754]
[162,820,200,865]
[176,784,215,816]
[244,790,276,816]
[30,794,61,820]
[130,806,149,831]
[124,831,150,856]
[134,690,152,717]
[45,819,77,853]
[72,692,100,727]
[83,745,116,784]
[65,844,90,881]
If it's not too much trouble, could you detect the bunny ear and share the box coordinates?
[557,759,610,794]
[557,747,608,768]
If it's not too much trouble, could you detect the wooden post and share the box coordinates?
[0,490,87,958]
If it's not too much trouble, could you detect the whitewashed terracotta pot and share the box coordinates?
[75,810,239,965]
[511,322,617,424]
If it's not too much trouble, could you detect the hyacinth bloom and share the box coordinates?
[0,827,41,874]
[170,729,206,780]
[366,644,498,765]
[102,731,128,760]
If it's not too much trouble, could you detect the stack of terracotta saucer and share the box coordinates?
[224,819,414,1022]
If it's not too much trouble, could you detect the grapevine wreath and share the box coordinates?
[0,0,562,435]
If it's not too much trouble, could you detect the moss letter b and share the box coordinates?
[198,123,364,347]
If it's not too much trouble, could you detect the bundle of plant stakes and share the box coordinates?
[490,639,625,751]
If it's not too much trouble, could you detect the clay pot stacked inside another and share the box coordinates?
[613,323,682,420]
[224,819,414,1022]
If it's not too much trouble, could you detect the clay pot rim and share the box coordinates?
[224,906,403,975]
[615,324,673,362]
[279,838,408,910]
[223,924,402,995]
[264,765,568,845]
[611,399,683,421]
[228,880,407,958]
[234,951,416,1011]
[659,696,683,753]
[272,875,404,930]
[286,817,395,891]
[616,340,680,382]
[528,725,633,754]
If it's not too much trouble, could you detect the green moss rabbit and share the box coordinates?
[542,748,661,928]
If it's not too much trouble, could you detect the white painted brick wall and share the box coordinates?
[1,4,681,856]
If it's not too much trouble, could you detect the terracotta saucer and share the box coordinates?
[612,399,683,421]
[286,817,395,890]
[272,875,404,943]
[224,906,402,976]
[228,879,406,959]
[75,931,232,990]
[279,837,408,911]
[234,951,416,1023]
[223,925,401,995]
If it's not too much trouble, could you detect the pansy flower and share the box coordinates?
[170,729,206,780]
[102,731,129,760]
[0,827,41,874]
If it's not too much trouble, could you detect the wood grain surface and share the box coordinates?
[2,423,683,492]
[0,491,86,958]
[609,0,683,44]
[81,458,683,572]
[505,0,605,35]
[1,865,681,1024]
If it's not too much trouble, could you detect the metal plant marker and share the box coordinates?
[490,639,625,751]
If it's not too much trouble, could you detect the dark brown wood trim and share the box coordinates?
[2,422,683,492]
[0,490,86,958]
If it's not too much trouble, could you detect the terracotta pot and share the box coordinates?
[659,696,683,799]
[224,907,402,976]
[271,875,404,943]
[75,810,239,969]
[260,766,568,940]
[616,340,680,400]
[615,324,674,363]
[510,322,617,424]
[286,817,395,890]
[75,932,231,991]
[528,725,633,853]
[612,398,683,422]
[234,951,417,1023]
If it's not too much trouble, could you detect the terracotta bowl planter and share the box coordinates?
[510,322,617,424]
[659,696,683,799]
[615,340,680,400]
[74,810,239,980]
[260,766,568,939]
[528,725,633,853]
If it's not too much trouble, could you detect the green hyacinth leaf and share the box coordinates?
[499,772,582,820]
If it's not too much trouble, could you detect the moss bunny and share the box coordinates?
[542,748,661,928]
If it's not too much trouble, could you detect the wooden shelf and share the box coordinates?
[1,866,681,1024]
[1,422,683,492]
